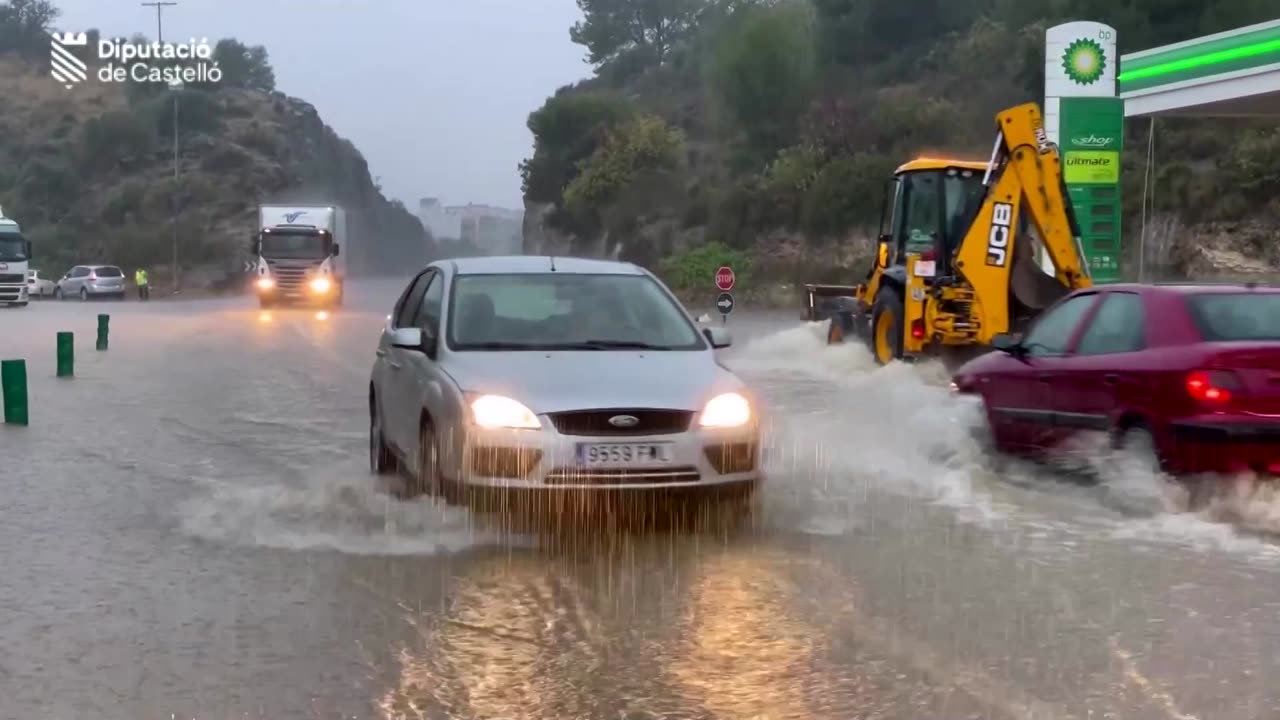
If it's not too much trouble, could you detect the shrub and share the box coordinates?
[563,114,684,217]
[660,241,753,290]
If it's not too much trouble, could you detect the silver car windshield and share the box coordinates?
[447,272,706,351]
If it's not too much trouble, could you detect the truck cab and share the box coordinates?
[0,213,32,307]
[251,205,346,309]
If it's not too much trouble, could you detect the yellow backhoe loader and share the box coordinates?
[804,102,1095,366]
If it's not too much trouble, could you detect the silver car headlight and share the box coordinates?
[698,392,751,428]
[469,394,541,429]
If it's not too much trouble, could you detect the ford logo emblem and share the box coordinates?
[608,414,639,428]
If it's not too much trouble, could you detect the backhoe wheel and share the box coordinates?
[870,286,905,366]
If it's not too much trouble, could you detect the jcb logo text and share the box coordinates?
[986,202,1013,267]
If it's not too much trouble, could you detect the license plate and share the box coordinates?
[577,442,672,466]
[914,260,936,277]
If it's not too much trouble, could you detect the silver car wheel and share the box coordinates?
[414,421,441,497]
[369,396,397,476]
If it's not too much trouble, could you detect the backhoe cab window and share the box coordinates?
[900,172,940,254]
[944,171,987,249]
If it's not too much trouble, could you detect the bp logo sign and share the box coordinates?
[1063,38,1106,85]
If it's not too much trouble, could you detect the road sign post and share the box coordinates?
[715,266,735,292]
[714,266,735,324]
[715,292,734,324]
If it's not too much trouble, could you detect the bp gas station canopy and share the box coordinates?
[1120,18,1280,118]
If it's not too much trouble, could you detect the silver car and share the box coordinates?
[368,256,762,504]
[54,264,127,300]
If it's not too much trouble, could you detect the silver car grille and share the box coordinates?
[547,409,694,436]
[544,466,701,485]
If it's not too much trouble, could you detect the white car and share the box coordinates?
[26,269,56,298]
[368,255,762,506]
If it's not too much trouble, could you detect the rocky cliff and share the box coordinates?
[0,54,433,288]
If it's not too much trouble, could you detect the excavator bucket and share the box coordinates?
[802,284,860,322]
[1009,228,1071,314]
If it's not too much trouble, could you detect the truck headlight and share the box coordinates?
[309,277,331,293]
[469,394,540,429]
[256,277,274,289]
[698,392,751,428]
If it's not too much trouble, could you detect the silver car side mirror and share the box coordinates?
[703,326,732,349]
[390,327,424,351]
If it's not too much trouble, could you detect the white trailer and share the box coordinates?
[250,204,347,309]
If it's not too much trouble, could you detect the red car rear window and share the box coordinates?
[1185,293,1280,341]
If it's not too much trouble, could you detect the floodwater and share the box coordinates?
[4,280,1280,719]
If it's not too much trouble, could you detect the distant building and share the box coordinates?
[417,199,523,256]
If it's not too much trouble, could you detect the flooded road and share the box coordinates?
[4,279,1280,719]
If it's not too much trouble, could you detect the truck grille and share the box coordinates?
[548,409,693,436]
[265,261,317,291]
[0,274,23,284]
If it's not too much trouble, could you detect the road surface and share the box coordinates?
[4,281,1280,720]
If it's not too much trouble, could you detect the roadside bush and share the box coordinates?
[660,241,753,290]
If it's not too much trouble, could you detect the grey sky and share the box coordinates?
[53,0,589,211]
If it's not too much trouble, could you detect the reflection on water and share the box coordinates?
[666,551,819,720]
[374,535,831,720]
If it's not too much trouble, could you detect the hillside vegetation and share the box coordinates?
[522,0,1280,295]
[0,0,434,288]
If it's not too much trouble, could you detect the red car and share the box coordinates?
[950,283,1280,478]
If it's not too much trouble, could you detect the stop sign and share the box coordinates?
[715,266,735,291]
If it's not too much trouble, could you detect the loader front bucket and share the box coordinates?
[802,284,861,323]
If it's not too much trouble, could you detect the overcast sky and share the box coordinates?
[52,0,589,211]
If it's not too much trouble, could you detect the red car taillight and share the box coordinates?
[911,318,925,339]
[1186,369,1241,406]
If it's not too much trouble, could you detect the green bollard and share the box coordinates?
[1,359,28,426]
[56,331,74,378]
[96,313,109,351]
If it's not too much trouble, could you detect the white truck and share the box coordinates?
[0,209,32,307]
[250,204,346,309]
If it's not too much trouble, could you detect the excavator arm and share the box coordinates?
[951,103,1094,342]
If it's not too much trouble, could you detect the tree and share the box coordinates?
[570,0,704,66]
[709,0,817,164]
[0,0,59,57]
[212,38,276,92]
[562,113,684,216]
[519,89,633,203]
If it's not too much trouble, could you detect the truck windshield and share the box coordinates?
[0,234,28,261]
[261,232,328,259]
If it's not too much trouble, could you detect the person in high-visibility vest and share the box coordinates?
[135,268,150,301]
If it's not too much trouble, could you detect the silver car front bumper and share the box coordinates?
[449,419,761,492]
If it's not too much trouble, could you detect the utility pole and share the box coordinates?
[172,80,181,292]
[143,1,180,290]
[140,1,176,42]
